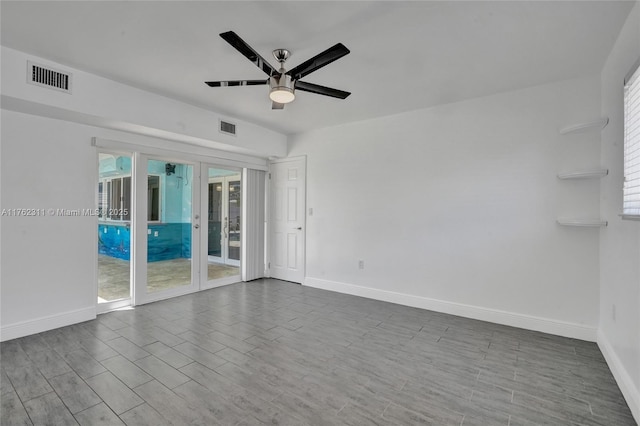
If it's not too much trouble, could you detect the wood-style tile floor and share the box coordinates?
[1,279,636,425]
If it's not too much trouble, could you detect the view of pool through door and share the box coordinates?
[142,158,197,299]
[97,151,133,312]
[97,151,243,310]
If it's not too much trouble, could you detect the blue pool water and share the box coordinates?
[98,223,191,262]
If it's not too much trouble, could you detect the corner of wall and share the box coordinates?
[597,329,640,423]
[597,1,640,423]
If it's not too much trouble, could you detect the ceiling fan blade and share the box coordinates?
[295,81,351,99]
[272,101,285,110]
[205,80,267,87]
[219,31,277,77]
[286,43,350,80]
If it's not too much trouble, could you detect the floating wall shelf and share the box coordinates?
[557,169,609,180]
[556,117,608,227]
[559,117,609,135]
[556,219,608,227]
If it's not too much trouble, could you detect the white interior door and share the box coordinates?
[269,157,306,283]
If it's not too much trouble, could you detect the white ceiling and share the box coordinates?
[0,1,634,135]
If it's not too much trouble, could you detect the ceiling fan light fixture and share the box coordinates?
[270,87,295,104]
[269,75,295,104]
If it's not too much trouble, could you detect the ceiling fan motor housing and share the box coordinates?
[269,74,295,103]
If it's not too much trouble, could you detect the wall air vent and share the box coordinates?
[27,61,72,93]
[219,120,237,136]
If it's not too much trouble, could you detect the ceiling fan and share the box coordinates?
[205,31,351,110]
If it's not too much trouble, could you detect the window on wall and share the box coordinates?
[623,59,640,217]
[99,175,160,222]
[98,176,131,221]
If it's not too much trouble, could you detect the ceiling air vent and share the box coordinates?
[27,61,72,93]
[219,120,237,136]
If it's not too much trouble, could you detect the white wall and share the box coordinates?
[0,45,288,341]
[599,1,640,421]
[1,111,98,338]
[289,75,603,340]
[0,109,274,341]
[1,46,287,158]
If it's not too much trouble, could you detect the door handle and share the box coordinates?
[194,224,200,229]
[294,227,302,230]
[224,217,228,238]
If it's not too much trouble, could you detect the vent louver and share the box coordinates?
[27,61,72,93]
[219,120,237,136]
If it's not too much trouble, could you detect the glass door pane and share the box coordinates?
[208,179,223,261]
[227,179,241,266]
[97,152,132,311]
[203,167,241,286]
[146,159,194,294]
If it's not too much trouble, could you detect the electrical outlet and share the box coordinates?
[154,231,159,237]
[308,207,313,216]
[358,260,364,270]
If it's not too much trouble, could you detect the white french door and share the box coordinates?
[199,164,242,290]
[133,155,201,305]
[206,174,241,267]
[95,139,251,310]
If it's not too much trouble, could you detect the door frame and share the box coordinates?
[267,156,306,283]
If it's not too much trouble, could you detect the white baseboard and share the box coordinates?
[0,306,96,342]
[304,277,597,341]
[597,329,640,424]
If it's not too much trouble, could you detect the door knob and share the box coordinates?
[295,227,302,230]
[194,224,200,229]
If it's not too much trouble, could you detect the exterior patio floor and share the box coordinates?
[98,255,239,301]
